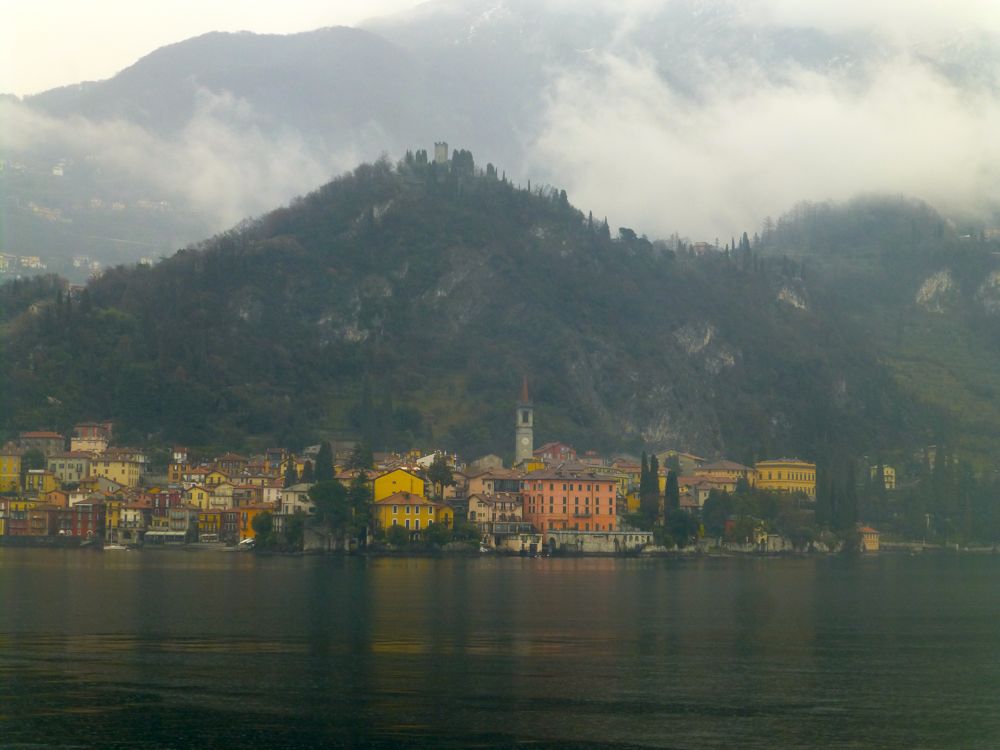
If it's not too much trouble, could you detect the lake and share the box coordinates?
[1,549,998,749]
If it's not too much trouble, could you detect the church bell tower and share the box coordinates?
[515,377,533,464]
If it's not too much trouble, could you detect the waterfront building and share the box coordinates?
[522,463,618,532]
[373,491,453,533]
[859,526,881,552]
[754,458,816,497]
[71,499,106,540]
[119,501,152,545]
[239,504,277,541]
[467,493,524,532]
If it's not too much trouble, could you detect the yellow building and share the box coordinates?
[373,491,454,534]
[514,457,546,473]
[91,457,142,488]
[859,526,880,552]
[869,465,896,490]
[239,504,275,541]
[373,469,425,502]
[0,444,22,493]
[104,497,123,542]
[185,485,211,509]
[754,458,816,497]
[23,469,59,495]
[198,509,223,540]
[204,470,231,487]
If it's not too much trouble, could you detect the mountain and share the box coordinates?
[25,27,440,140]
[4,1,1000,273]
[0,153,945,465]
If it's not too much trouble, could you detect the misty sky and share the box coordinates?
[8,0,1000,97]
[4,0,423,96]
[6,0,1000,241]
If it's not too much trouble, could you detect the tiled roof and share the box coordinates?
[698,460,754,472]
[373,491,439,506]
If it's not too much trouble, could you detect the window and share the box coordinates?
[405,519,410,529]
[406,506,411,514]
[392,504,399,514]
[415,519,421,530]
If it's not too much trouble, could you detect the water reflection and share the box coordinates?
[1,550,999,748]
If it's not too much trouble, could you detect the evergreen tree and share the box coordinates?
[299,460,315,484]
[348,470,374,545]
[665,470,680,516]
[314,441,334,482]
[283,457,299,488]
[639,452,660,528]
[426,453,456,499]
[308,480,350,529]
[837,460,858,531]
[347,442,374,471]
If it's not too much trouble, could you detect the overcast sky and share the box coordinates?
[8,0,1000,96]
[3,0,423,96]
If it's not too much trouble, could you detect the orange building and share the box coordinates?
[522,463,618,532]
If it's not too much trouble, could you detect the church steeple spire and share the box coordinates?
[515,377,534,464]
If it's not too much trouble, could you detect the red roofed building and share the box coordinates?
[533,442,577,464]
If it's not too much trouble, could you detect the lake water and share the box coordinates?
[1,549,998,749]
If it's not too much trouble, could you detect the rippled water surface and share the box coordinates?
[1,549,998,748]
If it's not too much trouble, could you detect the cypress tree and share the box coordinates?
[314,441,334,482]
[665,470,680,515]
[640,452,650,497]
[283,457,299,488]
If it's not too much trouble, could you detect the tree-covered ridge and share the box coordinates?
[0,154,934,463]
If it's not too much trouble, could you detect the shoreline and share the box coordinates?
[3,536,996,557]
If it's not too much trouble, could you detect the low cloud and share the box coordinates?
[530,48,1000,240]
[1,89,362,231]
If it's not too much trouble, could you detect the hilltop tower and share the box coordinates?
[434,141,449,164]
[515,377,533,464]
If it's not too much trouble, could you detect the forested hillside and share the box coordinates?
[0,155,967,465]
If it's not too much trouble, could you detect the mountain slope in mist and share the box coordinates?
[4,0,1000,270]
[0,156,920,462]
